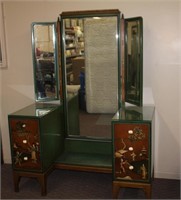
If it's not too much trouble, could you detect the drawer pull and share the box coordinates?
[128,130,133,134]
[129,165,134,170]
[23,140,27,144]
[22,123,26,128]
[23,157,28,161]
[129,147,133,151]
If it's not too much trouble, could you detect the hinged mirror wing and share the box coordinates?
[31,22,59,101]
[56,18,63,99]
[124,17,143,106]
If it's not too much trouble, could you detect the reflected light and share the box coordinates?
[93,17,101,19]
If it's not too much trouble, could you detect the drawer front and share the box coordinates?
[9,119,41,170]
[113,123,150,182]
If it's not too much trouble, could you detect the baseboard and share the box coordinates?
[154,171,181,180]
[4,159,180,180]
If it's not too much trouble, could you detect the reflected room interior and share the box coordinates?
[61,14,120,139]
[125,17,143,106]
[32,23,59,101]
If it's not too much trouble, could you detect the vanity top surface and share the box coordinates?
[112,106,155,122]
[9,103,61,118]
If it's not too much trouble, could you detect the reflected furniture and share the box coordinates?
[8,103,64,195]
[72,57,85,85]
[31,22,59,101]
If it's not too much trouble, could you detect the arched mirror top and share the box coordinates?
[60,9,121,18]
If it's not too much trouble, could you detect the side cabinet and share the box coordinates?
[112,106,154,199]
[8,103,64,195]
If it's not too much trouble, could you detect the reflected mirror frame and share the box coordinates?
[124,17,143,107]
[31,22,59,102]
[60,10,121,138]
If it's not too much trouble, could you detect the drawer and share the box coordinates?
[113,123,150,182]
[9,119,41,170]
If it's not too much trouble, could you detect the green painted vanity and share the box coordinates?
[112,106,155,198]
[8,103,64,195]
[8,9,155,199]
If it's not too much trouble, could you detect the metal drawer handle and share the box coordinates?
[128,130,133,134]
[23,157,28,161]
[22,123,26,128]
[129,165,134,170]
[129,147,133,151]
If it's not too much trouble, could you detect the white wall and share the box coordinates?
[179,1,181,180]
[0,0,180,180]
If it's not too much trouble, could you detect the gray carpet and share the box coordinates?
[1,164,180,199]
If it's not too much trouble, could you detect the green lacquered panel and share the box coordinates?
[55,132,112,168]
[67,94,80,136]
[56,152,112,168]
[64,138,112,155]
[40,105,65,170]
[112,106,155,122]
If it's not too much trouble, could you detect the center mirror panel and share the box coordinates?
[61,10,121,139]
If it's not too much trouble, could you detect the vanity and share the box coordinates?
[8,103,64,195]
[8,9,154,198]
[112,106,154,199]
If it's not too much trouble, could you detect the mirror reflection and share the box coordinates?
[62,13,120,139]
[32,22,59,101]
[125,17,143,106]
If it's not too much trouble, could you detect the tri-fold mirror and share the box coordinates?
[31,10,143,139]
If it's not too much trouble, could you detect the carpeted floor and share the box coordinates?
[1,164,180,199]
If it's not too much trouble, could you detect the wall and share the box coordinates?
[0,0,180,179]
